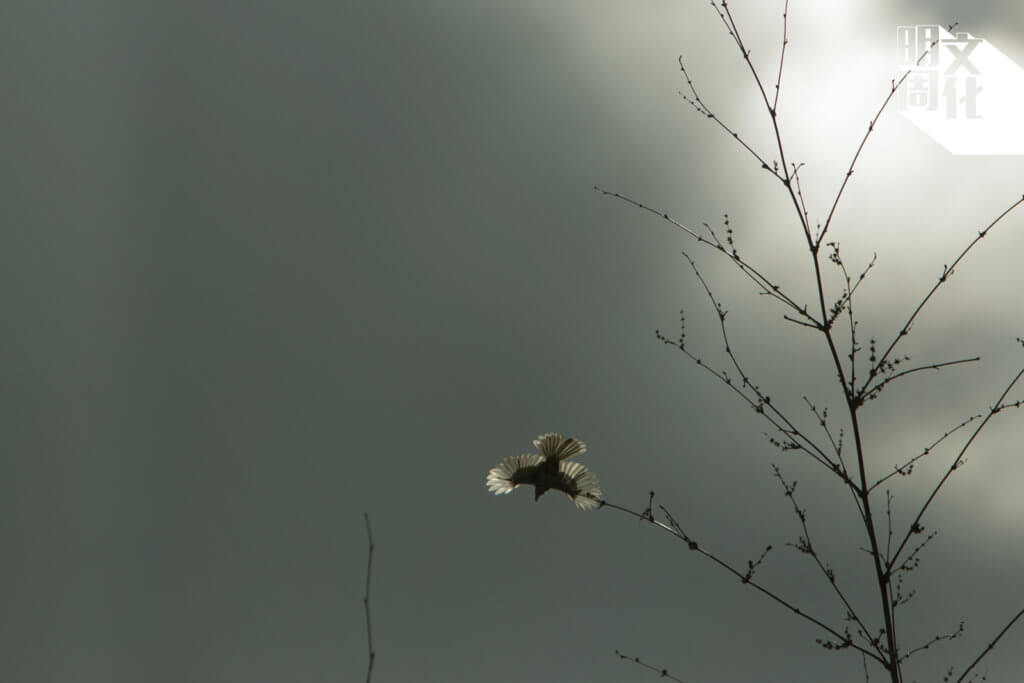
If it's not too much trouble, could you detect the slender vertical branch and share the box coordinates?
[805,171,902,683]
[363,512,376,683]
[772,0,790,112]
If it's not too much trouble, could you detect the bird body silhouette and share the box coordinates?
[486,433,601,510]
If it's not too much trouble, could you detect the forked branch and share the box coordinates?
[860,194,1024,397]
[889,366,1024,569]
[596,495,887,666]
[817,22,959,246]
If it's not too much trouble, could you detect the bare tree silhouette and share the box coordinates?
[489,3,1024,682]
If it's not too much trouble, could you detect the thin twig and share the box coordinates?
[772,0,790,112]
[615,649,687,682]
[669,249,840,476]
[860,357,981,403]
[676,57,781,181]
[657,318,832,471]
[829,253,877,330]
[712,0,813,243]
[889,366,1024,569]
[860,193,1024,396]
[596,496,887,665]
[868,414,982,493]
[771,464,878,655]
[898,622,964,663]
[363,512,376,683]
[957,606,1024,682]
[791,163,813,235]
[594,186,816,324]
[816,26,957,247]
[802,396,846,470]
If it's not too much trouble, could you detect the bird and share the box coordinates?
[486,433,601,510]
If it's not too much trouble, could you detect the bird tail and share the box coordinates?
[533,433,587,461]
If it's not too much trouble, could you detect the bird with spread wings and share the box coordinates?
[486,433,601,510]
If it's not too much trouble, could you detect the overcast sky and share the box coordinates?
[3,1,1024,682]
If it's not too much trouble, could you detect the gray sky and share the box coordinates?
[3,1,1023,682]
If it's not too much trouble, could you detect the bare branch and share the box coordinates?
[658,252,842,477]
[890,522,937,615]
[615,649,688,682]
[772,0,791,112]
[655,320,833,474]
[802,397,844,464]
[898,622,964,663]
[676,56,782,179]
[817,27,956,246]
[771,464,878,655]
[861,193,1024,395]
[869,414,982,492]
[889,366,1024,569]
[957,606,1024,682]
[884,491,894,569]
[596,495,887,666]
[594,185,707,243]
[711,0,813,242]
[791,163,814,235]
[860,357,981,404]
[594,186,817,324]
[801,395,865,520]
[363,512,376,683]
[783,314,821,329]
